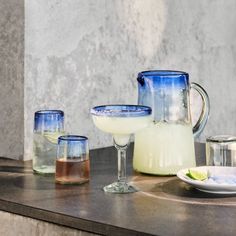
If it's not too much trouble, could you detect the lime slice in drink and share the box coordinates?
[188,169,208,181]
[44,132,64,144]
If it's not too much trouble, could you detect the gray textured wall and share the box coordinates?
[0,0,24,159]
[24,0,236,160]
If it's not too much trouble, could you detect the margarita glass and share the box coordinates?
[91,105,152,193]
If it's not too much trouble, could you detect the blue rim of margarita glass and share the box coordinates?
[90,105,152,117]
[58,135,88,142]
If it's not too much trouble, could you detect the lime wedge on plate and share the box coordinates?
[187,169,208,181]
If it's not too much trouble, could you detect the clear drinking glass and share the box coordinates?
[33,110,65,175]
[91,105,152,194]
[206,135,236,166]
[55,135,90,184]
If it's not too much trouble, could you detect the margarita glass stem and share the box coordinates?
[113,136,130,185]
[117,145,127,183]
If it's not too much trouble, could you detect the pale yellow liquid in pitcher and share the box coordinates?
[133,122,196,175]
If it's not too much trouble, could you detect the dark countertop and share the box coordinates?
[0,143,236,236]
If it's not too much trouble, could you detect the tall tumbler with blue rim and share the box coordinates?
[33,110,65,175]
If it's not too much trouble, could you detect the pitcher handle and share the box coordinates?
[190,82,210,139]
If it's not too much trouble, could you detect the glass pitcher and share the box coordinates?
[133,70,210,175]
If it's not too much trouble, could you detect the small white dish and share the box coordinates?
[177,166,236,194]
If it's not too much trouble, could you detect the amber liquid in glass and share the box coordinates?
[55,159,90,184]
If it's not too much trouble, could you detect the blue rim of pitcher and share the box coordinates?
[137,70,189,87]
[139,70,188,76]
[90,105,152,117]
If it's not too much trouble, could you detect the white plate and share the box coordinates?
[177,166,236,194]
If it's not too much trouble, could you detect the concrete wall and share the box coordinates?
[0,210,99,236]
[24,0,236,160]
[0,0,24,159]
[15,0,236,160]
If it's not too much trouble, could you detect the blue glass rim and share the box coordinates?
[35,110,64,115]
[90,105,152,117]
[58,135,88,142]
[139,70,188,77]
